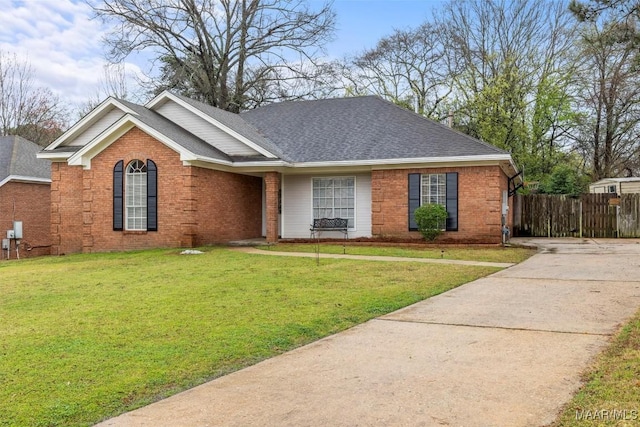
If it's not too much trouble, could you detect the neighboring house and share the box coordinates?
[0,135,51,258]
[589,177,640,195]
[37,92,519,255]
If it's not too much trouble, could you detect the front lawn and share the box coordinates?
[0,247,501,426]
[268,243,535,264]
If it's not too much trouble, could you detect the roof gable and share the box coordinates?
[147,91,281,159]
[66,110,233,168]
[45,98,136,151]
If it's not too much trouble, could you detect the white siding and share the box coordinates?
[155,100,260,156]
[281,173,372,239]
[67,108,125,146]
[621,181,640,194]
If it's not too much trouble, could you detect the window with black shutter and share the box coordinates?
[113,159,157,232]
[408,172,458,231]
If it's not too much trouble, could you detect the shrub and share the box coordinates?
[414,204,448,241]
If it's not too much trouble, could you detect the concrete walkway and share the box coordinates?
[96,238,640,427]
[230,246,516,268]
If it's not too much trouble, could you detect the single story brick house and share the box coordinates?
[1,135,51,258]
[38,92,519,254]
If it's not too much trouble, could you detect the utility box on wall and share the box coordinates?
[13,221,23,239]
[1,239,9,249]
[6,230,14,239]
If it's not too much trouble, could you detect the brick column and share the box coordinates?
[264,172,280,243]
[82,169,94,253]
[180,166,198,247]
[50,163,61,255]
[371,170,384,236]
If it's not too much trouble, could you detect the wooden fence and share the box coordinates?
[513,193,640,238]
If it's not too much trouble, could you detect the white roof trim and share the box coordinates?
[0,175,51,187]
[44,98,138,151]
[146,91,278,159]
[67,115,201,168]
[288,154,514,168]
[591,177,640,185]
[37,151,75,160]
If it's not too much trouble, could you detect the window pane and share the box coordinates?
[125,160,148,230]
[312,177,355,227]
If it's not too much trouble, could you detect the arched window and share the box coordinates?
[113,159,157,232]
[126,160,147,230]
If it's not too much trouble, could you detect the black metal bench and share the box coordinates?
[310,217,349,239]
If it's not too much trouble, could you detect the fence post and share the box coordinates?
[579,200,583,238]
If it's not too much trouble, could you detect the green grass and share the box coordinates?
[551,308,640,426]
[267,243,535,264]
[0,247,501,426]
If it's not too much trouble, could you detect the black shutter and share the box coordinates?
[445,172,458,231]
[147,159,157,231]
[113,160,123,231]
[408,173,421,231]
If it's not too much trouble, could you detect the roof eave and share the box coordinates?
[37,151,74,160]
[290,154,515,168]
[0,175,51,187]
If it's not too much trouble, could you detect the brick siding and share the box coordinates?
[0,181,51,258]
[371,166,512,244]
[54,127,262,254]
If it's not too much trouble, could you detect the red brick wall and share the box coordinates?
[194,166,262,244]
[371,166,511,244]
[55,127,262,253]
[0,181,51,258]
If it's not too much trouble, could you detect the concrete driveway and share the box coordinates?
[96,238,640,427]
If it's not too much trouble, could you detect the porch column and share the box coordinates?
[264,172,280,243]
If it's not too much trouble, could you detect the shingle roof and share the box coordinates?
[118,99,232,162]
[241,96,508,162]
[0,135,51,182]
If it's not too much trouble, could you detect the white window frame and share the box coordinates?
[311,176,356,230]
[420,173,447,230]
[125,160,147,231]
[420,173,446,206]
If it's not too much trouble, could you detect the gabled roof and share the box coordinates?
[40,91,516,174]
[241,96,508,163]
[0,135,51,185]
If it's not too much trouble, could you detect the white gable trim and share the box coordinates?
[0,175,51,187]
[147,91,278,158]
[67,115,232,169]
[45,98,138,151]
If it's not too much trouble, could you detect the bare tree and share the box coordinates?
[435,0,578,177]
[78,63,142,117]
[571,15,640,179]
[93,0,336,112]
[0,50,67,146]
[344,24,452,119]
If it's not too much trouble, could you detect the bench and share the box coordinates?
[310,218,349,240]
